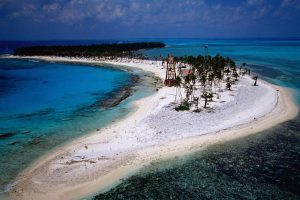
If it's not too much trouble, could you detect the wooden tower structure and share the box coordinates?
[164,54,176,86]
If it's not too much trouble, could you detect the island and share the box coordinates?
[14,42,165,57]
[3,43,298,200]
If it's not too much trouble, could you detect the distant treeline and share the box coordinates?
[14,42,165,57]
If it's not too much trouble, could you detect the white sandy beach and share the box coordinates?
[4,55,299,200]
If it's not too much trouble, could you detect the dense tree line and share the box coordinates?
[14,42,165,57]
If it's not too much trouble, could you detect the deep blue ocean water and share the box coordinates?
[1,39,300,199]
[94,118,300,200]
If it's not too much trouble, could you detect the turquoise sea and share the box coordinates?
[0,39,300,199]
[0,55,155,197]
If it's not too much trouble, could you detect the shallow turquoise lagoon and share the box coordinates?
[0,58,154,194]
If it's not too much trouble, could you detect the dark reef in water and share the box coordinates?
[93,117,300,200]
[100,75,139,109]
[16,108,55,118]
[75,74,140,116]
[248,64,283,79]
[98,86,132,109]
[0,132,16,139]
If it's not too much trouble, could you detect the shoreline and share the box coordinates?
[4,55,299,200]
[0,55,159,192]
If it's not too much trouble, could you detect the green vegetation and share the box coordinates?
[170,54,250,111]
[14,42,165,57]
[175,101,190,111]
[201,92,213,108]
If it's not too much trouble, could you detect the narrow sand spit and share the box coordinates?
[5,55,299,200]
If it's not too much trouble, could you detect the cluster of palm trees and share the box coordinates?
[169,54,253,111]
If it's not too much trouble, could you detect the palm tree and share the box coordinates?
[224,67,230,75]
[226,77,232,90]
[189,73,197,99]
[194,97,200,111]
[201,92,213,108]
[233,71,239,81]
[229,60,236,71]
[200,74,207,92]
[208,72,214,86]
[175,76,182,103]
[226,82,232,90]
[253,76,258,86]
[159,55,164,66]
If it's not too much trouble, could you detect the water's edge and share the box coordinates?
[93,115,300,200]
[0,58,161,198]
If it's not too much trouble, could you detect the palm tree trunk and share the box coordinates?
[204,98,207,108]
[175,87,178,102]
[179,89,183,105]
